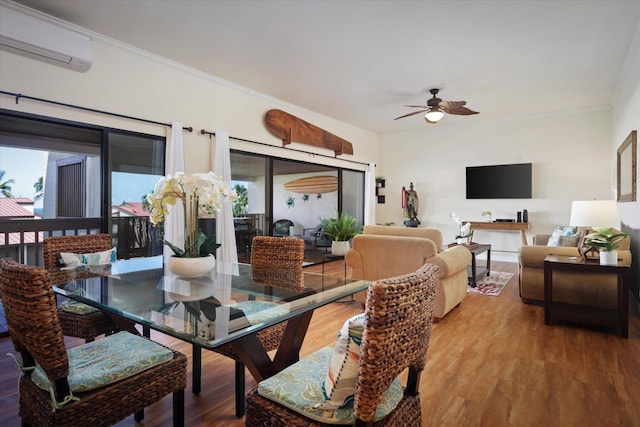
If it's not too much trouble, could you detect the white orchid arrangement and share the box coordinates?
[146,172,238,258]
[450,212,473,239]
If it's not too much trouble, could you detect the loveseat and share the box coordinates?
[345,225,471,320]
[518,228,632,307]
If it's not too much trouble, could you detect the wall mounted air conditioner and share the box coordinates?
[0,4,93,72]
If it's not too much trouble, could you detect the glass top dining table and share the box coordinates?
[52,256,369,392]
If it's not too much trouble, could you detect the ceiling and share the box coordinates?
[10,0,640,134]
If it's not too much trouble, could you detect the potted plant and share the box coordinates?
[146,172,238,277]
[583,227,629,265]
[481,210,492,222]
[319,210,362,255]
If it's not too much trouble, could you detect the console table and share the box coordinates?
[468,221,530,245]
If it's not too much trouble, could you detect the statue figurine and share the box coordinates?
[403,182,420,227]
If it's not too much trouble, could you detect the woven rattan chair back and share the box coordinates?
[250,236,305,290]
[0,258,187,427]
[42,234,116,341]
[244,262,439,426]
[0,258,70,382]
[43,234,112,275]
[214,235,305,418]
[354,262,438,422]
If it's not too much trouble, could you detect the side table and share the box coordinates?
[543,255,630,338]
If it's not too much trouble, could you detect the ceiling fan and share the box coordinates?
[394,88,479,123]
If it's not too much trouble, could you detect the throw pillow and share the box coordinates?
[547,226,579,247]
[60,247,117,270]
[319,313,365,409]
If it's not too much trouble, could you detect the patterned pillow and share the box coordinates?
[319,313,365,409]
[547,226,579,247]
[60,247,117,270]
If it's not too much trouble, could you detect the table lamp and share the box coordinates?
[569,200,620,259]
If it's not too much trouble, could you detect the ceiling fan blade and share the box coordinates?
[439,100,466,109]
[394,110,428,120]
[404,105,429,108]
[444,106,479,115]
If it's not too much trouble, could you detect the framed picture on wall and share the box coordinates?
[617,130,637,202]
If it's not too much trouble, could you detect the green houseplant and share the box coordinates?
[320,210,362,255]
[583,227,629,265]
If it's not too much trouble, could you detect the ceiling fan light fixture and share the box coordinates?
[424,108,444,123]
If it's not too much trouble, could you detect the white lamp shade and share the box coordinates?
[424,109,444,123]
[569,200,619,228]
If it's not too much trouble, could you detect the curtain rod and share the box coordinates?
[0,90,193,132]
[200,128,371,167]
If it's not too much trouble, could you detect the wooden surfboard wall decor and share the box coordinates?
[265,109,354,157]
[284,175,338,194]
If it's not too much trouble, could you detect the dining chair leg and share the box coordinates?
[173,389,185,427]
[192,345,201,394]
[235,360,245,417]
[134,409,144,422]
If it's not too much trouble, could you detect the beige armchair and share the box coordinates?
[518,229,632,306]
[346,226,470,320]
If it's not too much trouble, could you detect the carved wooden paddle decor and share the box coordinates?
[265,109,354,156]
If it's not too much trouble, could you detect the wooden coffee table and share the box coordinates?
[449,242,491,287]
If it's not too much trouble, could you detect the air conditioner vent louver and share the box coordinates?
[0,4,93,72]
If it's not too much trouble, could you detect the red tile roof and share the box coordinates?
[0,198,35,218]
[112,201,150,217]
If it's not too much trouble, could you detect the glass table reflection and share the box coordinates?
[53,256,369,393]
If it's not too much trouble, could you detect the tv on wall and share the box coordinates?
[466,163,532,199]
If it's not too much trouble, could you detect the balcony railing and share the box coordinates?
[0,217,166,267]
[0,218,103,266]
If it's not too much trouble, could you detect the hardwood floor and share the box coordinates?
[1,260,639,426]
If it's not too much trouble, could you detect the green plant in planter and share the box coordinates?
[583,227,628,252]
[320,210,362,241]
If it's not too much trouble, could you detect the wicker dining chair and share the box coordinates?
[213,235,305,417]
[43,234,118,342]
[0,258,187,427]
[244,263,440,426]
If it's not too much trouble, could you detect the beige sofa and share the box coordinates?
[518,229,631,307]
[345,225,471,320]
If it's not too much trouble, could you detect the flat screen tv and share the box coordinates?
[466,163,532,199]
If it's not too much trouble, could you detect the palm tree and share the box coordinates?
[0,170,15,197]
[33,176,44,201]
[233,183,248,216]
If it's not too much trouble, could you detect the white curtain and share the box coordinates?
[364,163,376,225]
[212,131,238,264]
[164,122,185,265]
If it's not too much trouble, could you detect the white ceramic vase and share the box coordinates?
[167,254,216,278]
[331,240,350,256]
[600,250,618,266]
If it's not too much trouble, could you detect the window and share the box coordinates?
[0,110,165,259]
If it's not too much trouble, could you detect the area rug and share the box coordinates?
[467,271,514,296]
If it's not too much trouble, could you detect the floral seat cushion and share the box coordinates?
[32,331,173,396]
[229,300,289,325]
[60,299,98,315]
[257,346,403,424]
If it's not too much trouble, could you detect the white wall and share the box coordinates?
[611,19,640,303]
[273,172,338,236]
[378,109,613,260]
[0,17,379,174]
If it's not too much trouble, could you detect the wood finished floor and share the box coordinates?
[1,260,639,426]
